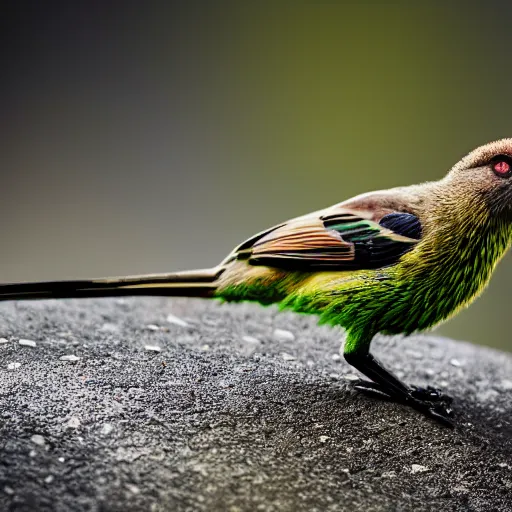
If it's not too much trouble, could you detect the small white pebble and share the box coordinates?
[99,323,119,333]
[4,486,14,495]
[499,379,512,391]
[242,335,260,344]
[411,464,429,474]
[0,337,9,344]
[405,349,423,359]
[101,423,114,435]
[58,457,65,463]
[19,339,36,348]
[146,324,160,331]
[331,354,341,361]
[201,344,210,351]
[498,462,511,469]
[281,353,296,361]
[166,314,189,327]
[273,329,295,342]
[29,450,36,457]
[319,435,330,443]
[66,416,81,429]
[344,374,360,382]
[125,483,140,495]
[450,358,463,367]
[59,355,80,362]
[7,362,21,371]
[30,435,46,447]
[44,475,54,484]
[144,345,161,353]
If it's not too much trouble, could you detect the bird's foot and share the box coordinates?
[353,379,454,427]
[410,384,453,404]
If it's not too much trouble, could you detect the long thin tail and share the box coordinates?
[0,267,224,302]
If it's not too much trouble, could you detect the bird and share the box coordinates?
[2,138,512,426]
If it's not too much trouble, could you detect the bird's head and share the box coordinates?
[446,138,512,220]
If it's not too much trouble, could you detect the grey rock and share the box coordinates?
[0,297,511,512]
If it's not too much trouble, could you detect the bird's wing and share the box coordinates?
[234,207,422,271]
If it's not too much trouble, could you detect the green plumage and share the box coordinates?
[216,151,512,366]
[2,138,512,424]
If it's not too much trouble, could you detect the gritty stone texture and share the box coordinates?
[0,297,511,512]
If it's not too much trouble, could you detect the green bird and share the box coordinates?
[2,139,512,425]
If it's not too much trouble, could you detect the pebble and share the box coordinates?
[411,464,429,474]
[58,457,65,463]
[146,324,160,331]
[19,339,36,348]
[344,374,360,382]
[66,416,81,429]
[44,475,54,484]
[281,353,296,361]
[30,435,46,447]
[477,389,500,402]
[242,335,260,344]
[450,358,463,367]
[59,355,80,362]
[499,379,512,391]
[99,323,119,333]
[166,314,189,327]
[319,435,330,443]
[4,486,14,495]
[405,349,423,359]
[101,423,114,435]
[7,362,21,370]
[331,354,341,361]
[144,345,162,353]
[273,329,295,342]
[125,483,140,495]
[0,337,9,344]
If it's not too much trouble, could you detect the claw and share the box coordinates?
[410,385,453,404]
[408,398,454,428]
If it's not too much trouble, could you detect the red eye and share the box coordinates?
[492,156,512,177]
[494,160,510,174]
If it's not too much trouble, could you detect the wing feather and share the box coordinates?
[233,206,421,271]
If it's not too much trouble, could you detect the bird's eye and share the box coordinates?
[491,155,512,178]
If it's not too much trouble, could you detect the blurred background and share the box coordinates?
[1,2,512,351]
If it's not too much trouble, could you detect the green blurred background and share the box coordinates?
[2,2,512,351]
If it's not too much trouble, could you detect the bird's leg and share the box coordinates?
[343,330,453,427]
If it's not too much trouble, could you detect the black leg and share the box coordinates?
[344,351,454,427]
[353,380,452,404]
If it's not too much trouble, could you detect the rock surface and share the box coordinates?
[0,297,511,511]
